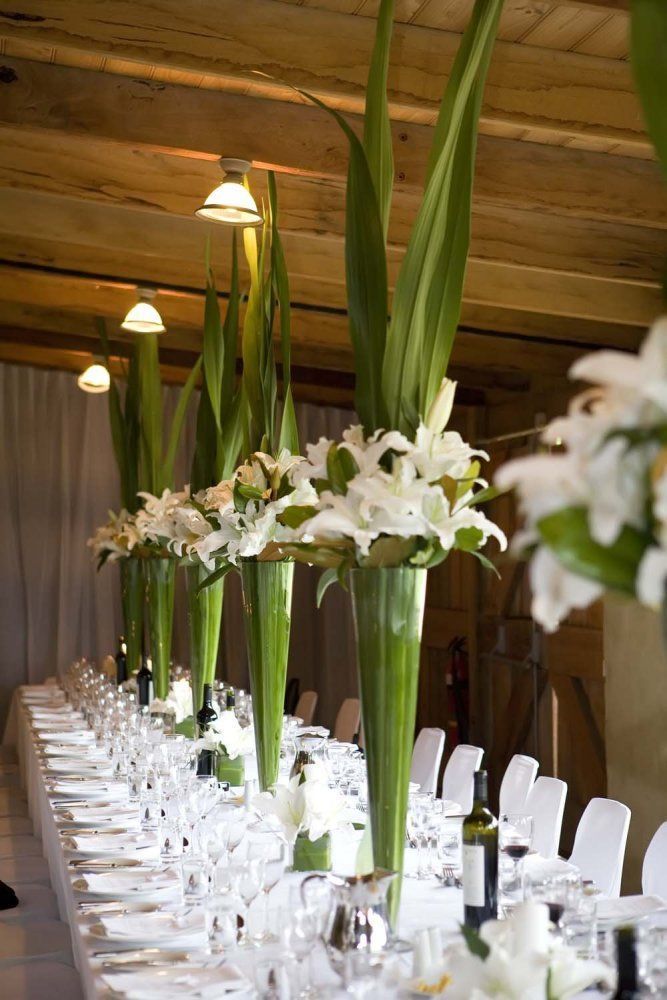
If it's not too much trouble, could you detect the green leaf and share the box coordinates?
[537,506,650,595]
[316,567,338,607]
[470,549,501,578]
[268,172,300,456]
[161,356,202,491]
[191,365,218,494]
[631,0,667,183]
[363,0,395,241]
[455,525,484,552]
[203,257,224,434]
[460,923,490,960]
[462,484,503,508]
[278,504,318,529]
[196,561,234,594]
[362,536,417,567]
[338,446,360,483]
[326,443,351,495]
[136,332,163,494]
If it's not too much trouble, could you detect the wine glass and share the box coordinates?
[230,857,265,946]
[247,830,287,942]
[499,813,533,905]
[283,906,319,998]
[524,867,581,930]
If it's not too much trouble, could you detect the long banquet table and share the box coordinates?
[9,684,465,998]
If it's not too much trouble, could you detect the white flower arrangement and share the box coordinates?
[277,379,506,586]
[195,710,255,760]
[134,487,191,549]
[496,316,667,633]
[252,762,347,843]
[436,902,612,999]
[87,509,142,566]
[150,678,193,724]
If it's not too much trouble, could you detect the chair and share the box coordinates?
[569,797,631,898]
[0,836,43,859]
[524,776,567,859]
[499,754,539,815]
[0,883,59,923]
[334,699,361,744]
[0,920,73,967]
[0,960,83,999]
[441,744,484,813]
[642,822,667,899]
[294,690,318,727]
[410,728,446,796]
[0,857,51,886]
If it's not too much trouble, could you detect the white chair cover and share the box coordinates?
[0,920,73,967]
[294,691,318,727]
[0,856,51,885]
[334,698,361,744]
[499,754,539,815]
[0,835,43,859]
[1,960,83,999]
[642,821,667,898]
[569,797,631,898]
[524,776,567,859]
[410,728,445,796]
[441,744,484,813]
[1,883,59,923]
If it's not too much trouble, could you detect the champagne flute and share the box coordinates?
[247,831,287,942]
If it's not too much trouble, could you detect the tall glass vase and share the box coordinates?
[241,559,294,792]
[186,561,225,719]
[120,557,144,676]
[350,566,427,930]
[145,558,176,700]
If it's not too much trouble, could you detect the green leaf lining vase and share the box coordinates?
[216,751,245,787]
[241,560,294,792]
[186,561,225,719]
[120,557,144,675]
[293,832,332,873]
[145,557,176,700]
[350,566,427,930]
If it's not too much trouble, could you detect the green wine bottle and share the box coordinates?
[613,926,640,999]
[462,769,498,929]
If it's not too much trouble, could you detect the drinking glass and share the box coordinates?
[182,854,209,901]
[499,813,534,905]
[561,892,597,958]
[283,906,319,998]
[524,867,581,930]
[255,958,291,999]
[205,891,239,954]
[230,857,265,945]
[247,831,287,942]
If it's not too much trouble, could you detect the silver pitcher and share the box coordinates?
[301,868,397,980]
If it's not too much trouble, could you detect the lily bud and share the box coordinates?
[426,378,457,433]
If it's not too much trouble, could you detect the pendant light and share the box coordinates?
[195,158,262,227]
[121,288,166,334]
[77,358,110,394]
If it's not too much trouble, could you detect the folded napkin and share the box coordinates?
[61,805,140,826]
[43,745,106,759]
[66,832,157,855]
[99,964,248,999]
[44,760,113,776]
[29,707,78,719]
[38,731,94,744]
[98,908,206,945]
[76,867,180,896]
[597,894,666,923]
[49,779,126,799]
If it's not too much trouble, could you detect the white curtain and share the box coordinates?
[0,363,357,729]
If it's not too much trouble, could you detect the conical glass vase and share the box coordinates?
[186,561,225,719]
[350,566,427,931]
[120,557,144,675]
[145,557,176,700]
[241,559,294,792]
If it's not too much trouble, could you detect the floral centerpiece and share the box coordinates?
[88,509,143,676]
[495,318,667,635]
[150,677,193,730]
[420,901,613,999]
[195,708,255,787]
[253,762,348,871]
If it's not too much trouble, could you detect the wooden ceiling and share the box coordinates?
[0,0,664,407]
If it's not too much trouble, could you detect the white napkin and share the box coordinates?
[29,706,78,718]
[38,730,94,744]
[76,867,180,896]
[98,964,248,998]
[597,894,666,923]
[45,760,113,775]
[66,832,157,855]
[98,908,206,945]
[43,745,106,759]
[61,805,140,826]
[49,779,126,799]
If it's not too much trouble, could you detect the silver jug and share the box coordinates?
[301,868,397,979]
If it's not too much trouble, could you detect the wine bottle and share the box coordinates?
[462,770,498,929]
[196,684,218,777]
[115,636,128,687]
[613,926,640,999]
[226,688,235,712]
[136,654,153,707]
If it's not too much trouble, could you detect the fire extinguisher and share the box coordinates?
[447,637,469,746]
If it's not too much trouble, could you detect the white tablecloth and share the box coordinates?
[9,686,464,997]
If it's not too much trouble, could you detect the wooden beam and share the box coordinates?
[0,188,660,328]
[1,126,663,286]
[1,58,662,229]
[0,0,646,146]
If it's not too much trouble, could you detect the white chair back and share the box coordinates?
[294,690,318,726]
[441,744,484,813]
[499,754,539,815]
[642,822,667,898]
[524,776,567,859]
[569,797,631,898]
[410,728,445,796]
[334,698,361,744]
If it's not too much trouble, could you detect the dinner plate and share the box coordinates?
[63,831,158,859]
[98,964,250,998]
[597,894,666,926]
[72,867,181,901]
[89,909,206,950]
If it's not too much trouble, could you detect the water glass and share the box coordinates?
[255,958,291,999]
[182,854,209,901]
[205,892,239,953]
[562,892,597,958]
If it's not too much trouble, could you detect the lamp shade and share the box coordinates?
[195,157,262,227]
[77,362,110,394]
[121,289,165,334]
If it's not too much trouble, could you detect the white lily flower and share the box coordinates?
[571,316,667,411]
[411,424,487,483]
[636,546,667,608]
[135,487,190,545]
[425,377,457,434]
[252,762,347,843]
[87,509,141,561]
[165,678,193,724]
[529,547,603,633]
[196,710,254,759]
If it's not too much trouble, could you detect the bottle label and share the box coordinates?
[462,844,485,907]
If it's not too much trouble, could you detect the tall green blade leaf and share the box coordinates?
[203,262,224,434]
[96,316,129,505]
[242,222,267,453]
[220,232,239,433]
[161,356,202,491]
[124,341,141,511]
[268,171,300,455]
[191,373,218,494]
[363,0,395,241]
[219,387,245,481]
[136,332,163,493]
[631,0,667,182]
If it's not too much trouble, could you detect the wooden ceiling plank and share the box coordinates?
[0,0,645,145]
[0,58,664,229]
[0,186,660,327]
